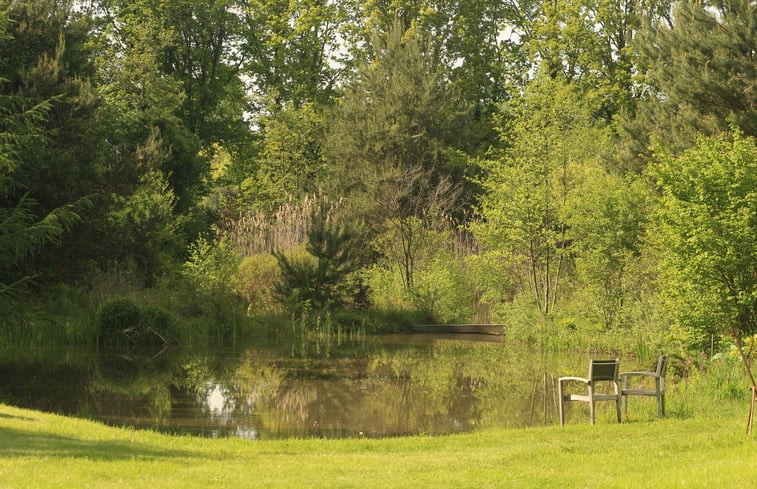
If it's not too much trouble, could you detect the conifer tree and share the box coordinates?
[622,0,756,168]
[275,201,357,311]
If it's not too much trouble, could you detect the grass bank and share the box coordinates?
[1,402,756,488]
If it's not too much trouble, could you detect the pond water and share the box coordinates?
[0,333,638,440]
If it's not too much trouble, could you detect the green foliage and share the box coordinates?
[475,76,611,315]
[566,170,651,329]
[244,103,326,210]
[96,297,174,346]
[183,235,240,297]
[410,254,475,323]
[0,1,94,303]
[241,0,346,108]
[96,297,141,344]
[341,1,524,110]
[365,226,477,323]
[108,171,183,284]
[236,253,281,314]
[324,20,472,235]
[524,0,639,119]
[275,204,358,313]
[652,132,757,350]
[624,0,757,167]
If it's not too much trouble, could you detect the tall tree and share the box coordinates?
[243,102,327,211]
[325,21,469,290]
[340,0,528,155]
[652,132,757,431]
[475,77,611,315]
[241,0,347,109]
[95,0,251,207]
[0,2,85,305]
[0,0,98,214]
[622,0,757,168]
[522,0,651,120]
[0,0,100,284]
[566,170,650,329]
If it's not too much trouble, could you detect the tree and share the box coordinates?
[341,0,526,108]
[241,0,347,109]
[0,97,81,308]
[340,0,529,157]
[95,0,254,214]
[520,0,651,120]
[324,21,468,290]
[653,131,757,432]
[275,201,357,312]
[566,170,650,329]
[475,76,611,315]
[0,0,98,286]
[243,102,327,211]
[622,0,757,168]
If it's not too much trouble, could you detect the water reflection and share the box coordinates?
[0,336,635,440]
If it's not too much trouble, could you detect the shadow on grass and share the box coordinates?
[0,426,198,461]
[0,413,36,421]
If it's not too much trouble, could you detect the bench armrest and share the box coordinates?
[558,376,589,384]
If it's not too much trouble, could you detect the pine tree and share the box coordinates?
[0,0,93,294]
[622,0,756,168]
[275,201,357,312]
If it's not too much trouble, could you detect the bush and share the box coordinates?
[183,235,240,296]
[237,253,281,314]
[97,298,141,344]
[362,250,478,324]
[411,254,475,323]
[97,298,174,346]
[140,305,175,342]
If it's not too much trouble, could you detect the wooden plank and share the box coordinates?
[410,324,504,335]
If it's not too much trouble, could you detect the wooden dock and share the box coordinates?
[410,324,504,335]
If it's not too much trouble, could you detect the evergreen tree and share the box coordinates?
[275,201,357,311]
[324,21,470,290]
[622,0,756,169]
[0,0,98,284]
[325,20,470,221]
[0,4,84,307]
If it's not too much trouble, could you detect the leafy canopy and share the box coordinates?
[653,132,757,346]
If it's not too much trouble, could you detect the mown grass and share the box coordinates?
[1,399,756,489]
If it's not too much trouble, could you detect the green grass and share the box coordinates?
[1,402,756,488]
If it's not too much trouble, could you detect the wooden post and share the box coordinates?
[749,386,756,436]
[730,329,757,435]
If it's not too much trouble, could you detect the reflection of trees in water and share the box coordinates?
[89,350,180,429]
[366,346,486,435]
[1,339,606,438]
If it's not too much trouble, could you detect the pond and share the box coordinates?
[0,333,637,440]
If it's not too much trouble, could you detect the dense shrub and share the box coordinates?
[97,298,174,346]
[97,298,141,344]
[237,253,281,314]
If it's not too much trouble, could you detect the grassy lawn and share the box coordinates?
[1,402,756,488]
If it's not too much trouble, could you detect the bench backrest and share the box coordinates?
[589,359,620,381]
[656,355,668,378]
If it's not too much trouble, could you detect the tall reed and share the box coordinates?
[227,195,346,256]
